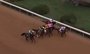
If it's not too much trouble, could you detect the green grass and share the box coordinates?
[12,0,90,32]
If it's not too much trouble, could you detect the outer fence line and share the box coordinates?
[0,0,90,36]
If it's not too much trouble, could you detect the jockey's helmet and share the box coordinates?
[29,30,31,33]
[49,19,53,22]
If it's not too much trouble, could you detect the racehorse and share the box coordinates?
[56,26,67,37]
[21,32,35,42]
[42,19,56,36]
[32,25,54,38]
[32,27,45,38]
[42,25,54,37]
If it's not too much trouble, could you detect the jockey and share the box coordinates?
[47,23,53,28]
[29,30,32,33]
[28,29,35,34]
[45,19,54,28]
[45,19,53,24]
[41,25,48,33]
[59,26,66,32]
[42,25,46,29]
[49,19,53,23]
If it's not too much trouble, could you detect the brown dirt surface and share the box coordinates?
[0,5,90,54]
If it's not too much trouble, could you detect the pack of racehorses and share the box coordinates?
[21,20,68,43]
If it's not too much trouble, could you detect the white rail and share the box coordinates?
[0,0,90,36]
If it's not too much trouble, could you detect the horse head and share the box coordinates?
[21,33,26,36]
[52,22,56,25]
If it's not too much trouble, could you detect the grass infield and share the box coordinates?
[11,0,90,32]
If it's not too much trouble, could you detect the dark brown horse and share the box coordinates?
[21,32,35,42]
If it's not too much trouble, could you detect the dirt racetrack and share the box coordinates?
[0,5,90,54]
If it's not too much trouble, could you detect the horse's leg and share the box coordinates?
[30,36,36,43]
[50,27,54,36]
[61,31,66,38]
[38,33,43,38]
[41,31,44,38]
[39,30,43,38]
[29,36,33,42]
[34,31,39,38]
[48,30,51,37]
[39,29,45,38]
[37,32,41,38]
[49,27,53,37]
[56,28,60,34]
[58,31,63,37]
[25,36,28,41]
[47,28,51,37]
[61,33,63,37]
[45,29,49,36]
[36,30,41,38]
[34,32,37,38]
[34,30,39,38]
[38,30,44,38]
[63,31,67,37]
[28,34,34,43]
[42,31,45,37]
[45,30,48,36]
[31,38,33,43]
[32,36,36,43]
